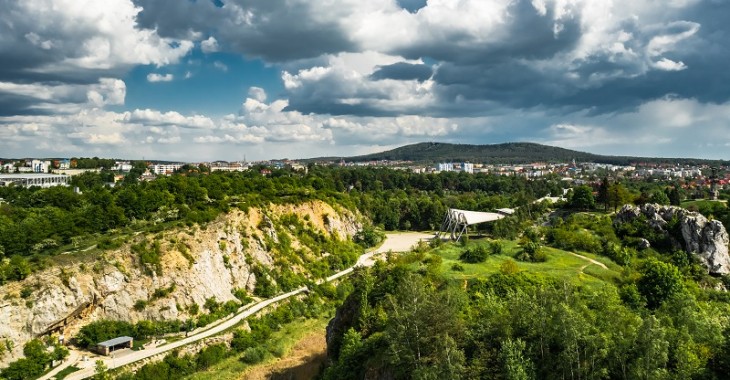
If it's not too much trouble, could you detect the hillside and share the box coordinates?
[0,201,361,367]
[307,142,730,165]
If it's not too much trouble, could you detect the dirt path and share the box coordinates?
[568,252,608,271]
[239,331,327,380]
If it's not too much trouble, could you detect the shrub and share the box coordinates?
[19,286,33,299]
[460,245,489,263]
[233,288,252,304]
[500,260,520,275]
[451,263,465,271]
[241,346,268,364]
[490,241,503,255]
[133,300,148,311]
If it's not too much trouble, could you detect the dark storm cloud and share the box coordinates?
[424,1,730,117]
[398,0,582,65]
[370,63,433,82]
[134,0,356,62]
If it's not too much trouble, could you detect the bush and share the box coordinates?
[490,241,503,255]
[517,241,545,262]
[460,245,489,263]
[241,346,268,364]
[451,263,465,271]
[196,344,228,369]
[133,300,147,311]
[233,288,253,304]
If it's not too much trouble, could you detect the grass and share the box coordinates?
[681,199,727,209]
[54,365,80,379]
[183,317,329,380]
[431,239,621,289]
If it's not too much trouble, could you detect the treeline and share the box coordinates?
[323,257,730,379]
[318,142,730,166]
[0,166,565,283]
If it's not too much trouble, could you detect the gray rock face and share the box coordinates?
[0,201,361,367]
[615,204,730,275]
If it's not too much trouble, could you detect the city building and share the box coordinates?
[151,163,184,175]
[0,174,70,188]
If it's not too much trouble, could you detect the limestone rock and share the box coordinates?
[614,203,730,275]
[0,201,360,367]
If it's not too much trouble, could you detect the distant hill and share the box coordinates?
[307,142,729,166]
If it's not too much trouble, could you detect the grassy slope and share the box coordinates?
[183,318,329,380]
[431,238,622,288]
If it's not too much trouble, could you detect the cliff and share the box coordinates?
[614,203,730,275]
[0,200,361,366]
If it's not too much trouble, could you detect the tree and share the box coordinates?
[598,177,610,211]
[608,183,633,212]
[637,259,683,309]
[569,185,595,210]
[650,191,670,205]
[500,338,534,380]
[669,187,682,206]
[93,360,112,380]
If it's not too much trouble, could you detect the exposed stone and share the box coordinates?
[638,238,651,250]
[0,201,361,367]
[615,203,730,275]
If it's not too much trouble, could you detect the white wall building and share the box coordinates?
[0,174,70,188]
[31,160,51,173]
[462,162,474,174]
[151,163,184,175]
[436,163,454,172]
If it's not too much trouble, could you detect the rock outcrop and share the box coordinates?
[614,204,730,275]
[0,201,361,366]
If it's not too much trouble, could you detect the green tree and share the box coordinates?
[569,185,595,210]
[669,187,682,206]
[93,360,112,380]
[598,177,610,211]
[608,183,633,212]
[637,259,683,309]
[650,191,670,205]
[500,338,534,380]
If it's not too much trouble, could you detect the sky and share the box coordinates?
[1,0,729,161]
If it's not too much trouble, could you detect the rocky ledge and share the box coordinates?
[615,203,730,275]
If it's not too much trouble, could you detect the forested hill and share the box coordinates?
[308,142,729,165]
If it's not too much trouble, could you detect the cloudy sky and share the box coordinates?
[1,0,729,161]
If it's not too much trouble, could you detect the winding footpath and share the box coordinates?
[51,232,432,380]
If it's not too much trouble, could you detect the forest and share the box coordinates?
[2,163,730,380]
[0,165,564,283]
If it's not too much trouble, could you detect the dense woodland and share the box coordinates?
[0,166,566,283]
[2,164,730,379]
[311,142,730,166]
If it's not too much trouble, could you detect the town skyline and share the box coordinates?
[2,1,729,161]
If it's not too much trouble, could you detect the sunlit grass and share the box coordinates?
[431,238,621,289]
[183,317,328,380]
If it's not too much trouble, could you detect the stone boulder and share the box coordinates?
[615,204,730,275]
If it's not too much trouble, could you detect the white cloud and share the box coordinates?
[248,87,267,102]
[213,61,228,72]
[125,109,216,129]
[146,73,174,82]
[201,36,219,54]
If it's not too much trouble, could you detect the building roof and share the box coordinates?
[0,174,68,179]
[449,208,504,225]
[496,208,516,215]
[97,336,133,347]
